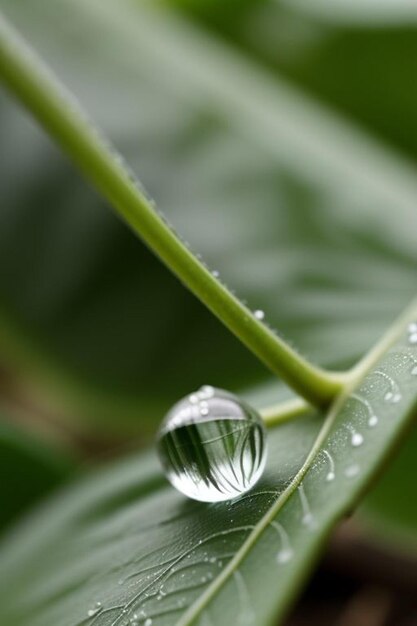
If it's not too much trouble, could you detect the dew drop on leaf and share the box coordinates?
[87,602,102,617]
[157,387,267,502]
[253,309,265,321]
[351,433,364,447]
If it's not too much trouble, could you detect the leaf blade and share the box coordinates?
[0,304,416,625]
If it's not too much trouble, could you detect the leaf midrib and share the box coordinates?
[177,296,417,625]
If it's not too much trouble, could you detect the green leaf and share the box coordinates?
[0,0,416,429]
[279,0,417,25]
[0,306,416,625]
[359,421,417,551]
[179,0,417,161]
[0,416,73,533]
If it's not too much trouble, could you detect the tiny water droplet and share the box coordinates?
[323,450,335,482]
[200,385,215,399]
[368,415,378,427]
[212,270,220,278]
[409,333,417,344]
[144,619,152,626]
[277,549,293,564]
[344,464,360,478]
[157,387,267,502]
[253,309,265,321]
[412,366,417,376]
[384,391,401,404]
[200,401,209,416]
[298,485,314,526]
[87,602,102,617]
[351,433,363,447]
[408,322,417,334]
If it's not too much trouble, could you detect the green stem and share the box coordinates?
[0,12,346,408]
[260,397,312,428]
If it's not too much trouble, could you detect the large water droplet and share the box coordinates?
[157,387,267,502]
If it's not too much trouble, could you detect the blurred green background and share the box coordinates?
[0,0,416,621]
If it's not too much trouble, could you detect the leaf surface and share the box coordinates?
[0,307,416,625]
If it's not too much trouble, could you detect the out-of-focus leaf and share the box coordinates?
[0,309,416,625]
[280,0,417,25]
[173,0,417,161]
[359,421,417,551]
[0,0,416,432]
[0,416,73,533]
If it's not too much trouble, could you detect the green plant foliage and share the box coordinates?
[359,422,417,550]
[171,0,417,160]
[0,313,416,624]
[0,417,73,533]
[0,0,416,429]
[1,1,417,622]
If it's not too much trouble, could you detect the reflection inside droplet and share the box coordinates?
[157,387,267,502]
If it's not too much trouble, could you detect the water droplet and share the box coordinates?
[253,309,265,321]
[271,521,293,563]
[212,270,220,278]
[346,424,363,447]
[277,549,293,564]
[323,450,335,482]
[200,401,209,416]
[87,602,102,617]
[351,433,363,447]
[412,366,417,376]
[408,322,417,334]
[298,485,314,526]
[368,415,378,427]
[409,333,417,344]
[157,387,267,502]
[144,619,152,626]
[384,391,401,404]
[344,464,360,478]
[200,385,215,399]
